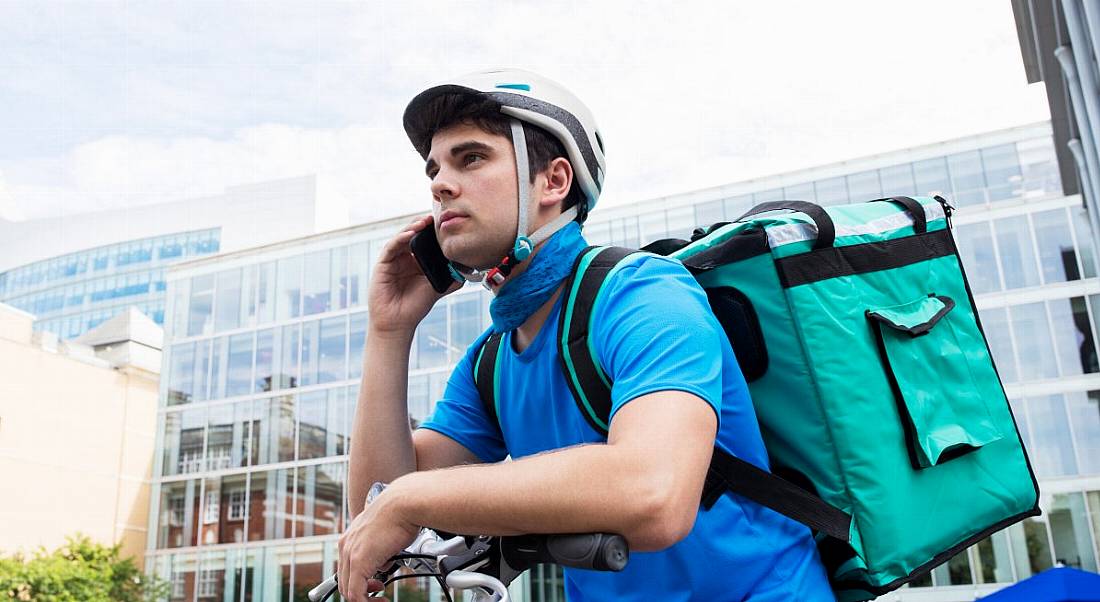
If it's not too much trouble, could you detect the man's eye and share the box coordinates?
[464,154,484,166]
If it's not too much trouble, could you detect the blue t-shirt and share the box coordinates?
[421,253,834,601]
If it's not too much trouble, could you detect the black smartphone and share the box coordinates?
[410,225,462,293]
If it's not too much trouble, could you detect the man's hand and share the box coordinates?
[369,214,460,335]
[337,489,421,601]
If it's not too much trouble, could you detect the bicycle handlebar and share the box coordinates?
[500,533,629,572]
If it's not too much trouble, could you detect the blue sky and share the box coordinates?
[0,1,1050,225]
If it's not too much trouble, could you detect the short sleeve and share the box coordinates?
[590,254,724,425]
[417,330,508,463]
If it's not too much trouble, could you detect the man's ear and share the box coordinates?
[538,157,574,209]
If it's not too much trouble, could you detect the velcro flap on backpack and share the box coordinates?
[867,294,1004,469]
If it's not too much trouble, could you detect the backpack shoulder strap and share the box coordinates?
[472,332,505,430]
[557,245,641,436]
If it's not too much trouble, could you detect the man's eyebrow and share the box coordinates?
[425,141,494,177]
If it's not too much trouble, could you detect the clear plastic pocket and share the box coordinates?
[867,294,1003,469]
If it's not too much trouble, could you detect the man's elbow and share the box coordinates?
[624,484,699,551]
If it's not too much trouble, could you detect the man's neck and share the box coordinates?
[512,286,563,353]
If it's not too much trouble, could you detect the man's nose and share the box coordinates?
[431,167,458,200]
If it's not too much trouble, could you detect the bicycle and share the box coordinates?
[308,528,629,601]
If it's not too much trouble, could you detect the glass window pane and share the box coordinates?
[979,308,1018,383]
[303,249,332,316]
[253,328,275,394]
[319,316,347,384]
[1048,297,1098,376]
[1010,303,1058,380]
[1072,207,1098,278]
[256,261,276,325]
[981,143,1023,202]
[415,305,449,370]
[248,468,296,541]
[1067,391,1100,475]
[1049,492,1099,571]
[449,295,484,362]
[188,274,215,337]
[251,395,296,466]
[913,157,951,196]
[168,342,196,405]
[298,390,329,461]
[296,463,347,538]
[214,269,242,332]
[157,479,201,549]
[814,176,849,206]
[168,278,189,340]
[783,181,814,200]
[278,324,299,390]
[195,550,233,599]
[408,374,431,423]
[694,200,724,226]
[974,531,1015,583]
[193,339,213,403]
[880,165,916,197]
[1008,518,1054,579]
[206,400,252,472]
[1088,492,1100,560]
[161,406,207,477]
[665,206,695,240]
[301,319,321,388]
[931,548,973,585]
[349,311,368,381]
[276,256,303,321]
[226,333,254,397]
[1033,208,1080,283]
[947,150,987,207]
[723,194,754,218]
[845,170,883,203]
[955,222,1002,294]
[995,216,1041,289]
[1029,394,1078,476]
[754,188,784,203]
[349,242,370,308]
[638,211,667,241]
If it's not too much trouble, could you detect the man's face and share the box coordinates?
[425,122,520,269]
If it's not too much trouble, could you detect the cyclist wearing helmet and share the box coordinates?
[339,68,834,601]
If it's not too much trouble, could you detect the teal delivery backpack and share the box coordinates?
[474,196,1040,600]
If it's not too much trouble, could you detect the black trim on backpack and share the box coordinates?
[703,447,852,542]
[681,228,771,273]
[557,246,640,437]
[473,333,505,430]
[776,228,956,288]
[706,287,769,382]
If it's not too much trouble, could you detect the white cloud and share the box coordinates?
[0,0,1050,227]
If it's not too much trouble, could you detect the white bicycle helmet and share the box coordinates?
[403,68,606,288]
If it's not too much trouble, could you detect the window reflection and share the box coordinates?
[1010,304,1058,380]
[251,395,296,466]
[249,468,296,541]
[296,463,346,537]
[303,250,332,316]
[206,400,252,471]
[158,479,201,549]
[1032,209,1080,283]
[189,274,215,337]
[1066,392,1100,475]
[215,268,243,332]
[1028,395,1078,477]
[349,312,368,381]
[1072,208,1097,278]
[1048,297,1098,376]
[276,256,303,321]
[162,406,207,477]
[955,222,1001,294]
[168,342,196,405]
[913,157,950,196]
[1049,493,1098,571]
[995,216,1041,290]
[450,295,484,362]
[979,308,1017,383]
[1006,518,1054,580]
[974,532,1015,584]
[947,150,986,207]
[981,143,1023,201]
[226,333,254,397]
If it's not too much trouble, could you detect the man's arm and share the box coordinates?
[380,390,716,551]
[346,215,479,517]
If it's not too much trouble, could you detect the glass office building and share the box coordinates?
[0,229,221,339]
[146,122,1100,601]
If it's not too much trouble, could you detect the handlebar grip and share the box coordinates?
[500,533,629,572]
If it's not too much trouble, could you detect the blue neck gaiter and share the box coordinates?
[489,221,587,333]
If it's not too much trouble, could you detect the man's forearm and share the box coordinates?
[386,441,686,552]
[348,328,418,516]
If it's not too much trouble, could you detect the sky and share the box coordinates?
[0,1,1051,227]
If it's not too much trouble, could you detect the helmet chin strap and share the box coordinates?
[447,118,580,293]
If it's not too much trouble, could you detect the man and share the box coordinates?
[338,68,834,601]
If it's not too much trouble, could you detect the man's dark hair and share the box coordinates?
[408,93,585,216]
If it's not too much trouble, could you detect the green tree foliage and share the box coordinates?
[0,535,167,602]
